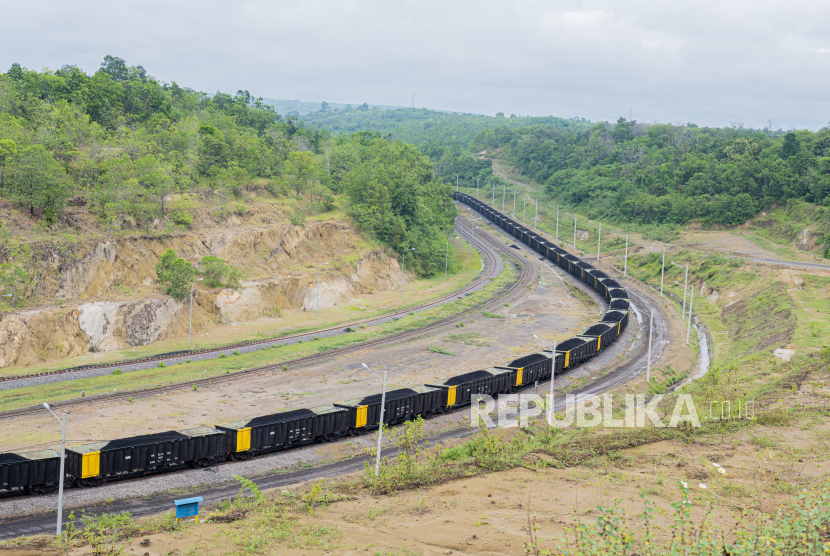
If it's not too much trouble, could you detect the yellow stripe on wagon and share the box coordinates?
[447,386,457,406]
[236,428,251,452]
[564,351,570,368]
[356,405,368,428]
[81,451,100,478]
[515,367,524,386]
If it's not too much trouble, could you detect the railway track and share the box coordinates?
[0,218,534,419]
[0,219,507,388]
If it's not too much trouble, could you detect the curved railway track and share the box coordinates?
[0,219,508,388]
[0,218,534,419]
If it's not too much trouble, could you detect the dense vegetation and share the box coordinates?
[0,58,457,293]
[297,105,592,197]
[474,118,830,226]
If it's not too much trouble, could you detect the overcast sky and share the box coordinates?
[2,0,829,130]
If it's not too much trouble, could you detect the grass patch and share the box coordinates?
[428,346,456,356]
[0,256,516,413]
[480,311,504,318]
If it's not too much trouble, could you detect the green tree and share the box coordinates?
[0,138,17,196]
[197,125,230,176]
[781,132,800,158]
[199,255,242,288]
[155,249,196,300]
[611,117,633,144]
[6,144,68,222]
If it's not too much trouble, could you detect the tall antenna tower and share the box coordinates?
[412,93,415,108]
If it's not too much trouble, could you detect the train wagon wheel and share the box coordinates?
[28,484,56,495]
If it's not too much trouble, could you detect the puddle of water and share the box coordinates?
[691,320,710,379]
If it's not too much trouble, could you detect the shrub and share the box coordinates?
[111,368,122,375]
[171,211,193,229]
[155,248,196,301]
[290,210,306,228]
[158,362,165,368]
[199,255,243,288]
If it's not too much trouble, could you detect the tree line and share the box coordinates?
[0,57,459,300]
[473,119,830,226]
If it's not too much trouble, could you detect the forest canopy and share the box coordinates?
[473,118,830,226]
[0,58,457,277]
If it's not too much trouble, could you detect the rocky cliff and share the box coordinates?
[0,218,402,368]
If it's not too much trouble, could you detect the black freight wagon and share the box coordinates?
[581,323,618,351]
[607,288,629,299]
[542,350,566,375]
[602,309,630,336]
[548,247,567,266]
[427,368,514,407]
[335,386,444,432]
[0,450,61,494]
[66,427,226,487]
[496,352,552,387]
[597,278,624,300]
[563,255,583,276]
[610,298,630,311]
[555,337,594,369]
[216,405,349,458]
[585,269,607,292]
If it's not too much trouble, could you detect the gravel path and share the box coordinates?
[1,223,502,393]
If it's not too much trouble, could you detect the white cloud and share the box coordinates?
[0,0,828,129]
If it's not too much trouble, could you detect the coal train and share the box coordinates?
[0,192,630,496]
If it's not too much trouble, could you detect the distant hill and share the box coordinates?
[287,105,591,148]
[260,98,407,115]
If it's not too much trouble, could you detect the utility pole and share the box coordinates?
[649,246,666,295]
[502,185,506,211]
[412,93,414,108]
[43,403,66,536]
[686,286,695,344]
[597,222,601,261]
[565,213,576,249]
[647,309,653,382]
[522,196,526,223]
[512,190,516,215]
[492,183,495,204]
[476,178,479,199]
[623,235,628,277]
[362,363,386,476]
[444,235,459,282]
[671,262,689,318]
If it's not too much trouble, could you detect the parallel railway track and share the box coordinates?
[0,221,500,385]
[0,218,533,419]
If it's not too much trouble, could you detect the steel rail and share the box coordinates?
[0,220,499,384]
[0,218,534,419]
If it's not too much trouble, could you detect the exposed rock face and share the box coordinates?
[796,228,814,251]
[0,309,90,368]
[77,298,185,351]
[1,220,403,367]
[57,242,118,299]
